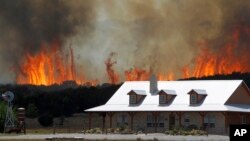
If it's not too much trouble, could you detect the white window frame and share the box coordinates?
[130,95,136,104]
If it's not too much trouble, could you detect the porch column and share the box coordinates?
[107,112,115,128]
[152,112,159,132]
[176,112,184,127]
[102,113,106,133]
[128,112,136,130]
[198,112,207,130]
[221,112,229,134]
[88,113,92,130]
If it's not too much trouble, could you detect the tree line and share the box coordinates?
[0,83,121,128]
[0,72,250,128]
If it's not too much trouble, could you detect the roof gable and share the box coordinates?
[225,82,250,105]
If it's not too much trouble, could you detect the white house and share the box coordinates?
[85,76,250,134]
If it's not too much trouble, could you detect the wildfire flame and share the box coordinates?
[183,26,250,78]
[125,25,250,81]
[16,40,97,86]
[105,52,119,84]
[125,68,174,81]
[16,25,250,85]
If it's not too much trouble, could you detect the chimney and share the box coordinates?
[150,74,158,94]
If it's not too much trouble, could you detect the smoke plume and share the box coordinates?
[0,0,249,84]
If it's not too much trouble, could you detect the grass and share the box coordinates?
[25,128,83,134]
[2,140,44,141]
[1,140,158,141]
[0,138,157,141]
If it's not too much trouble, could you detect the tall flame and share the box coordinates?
[183,26,250,78]
[105,52,119,84]
[16,40,97,86]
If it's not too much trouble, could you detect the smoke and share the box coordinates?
[0,0,249,84]
[0,0,96,83]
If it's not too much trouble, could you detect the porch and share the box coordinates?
[87,111,250,135]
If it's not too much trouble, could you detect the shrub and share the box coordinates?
[107,128,115,133]
[165,128,207,136]
[137,130,144,134]
[120,128,134,134]
[187,124,198,130]
[38,114,53,127]
[85,128,102,134]
[0,102,7,132]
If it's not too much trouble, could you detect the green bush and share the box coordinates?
[85,128,102,134]
[165,128,207,136]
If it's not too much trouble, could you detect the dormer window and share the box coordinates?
[130,95,136,104]
[188,89,207,105]
[127,90,146,105]
[159,95,166,104]
[190,94,197,104]
[157,90,176,105]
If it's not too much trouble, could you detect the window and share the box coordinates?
[184,114,190,127]
[147,115,153,127]
[190,94,197,104]
[159,95,166,104]
[241,115,247,124]
[130,95,136,104]
[117,114,128,126]
[147,114,164,127]
[204,115,215,128]
[158,115,165,127]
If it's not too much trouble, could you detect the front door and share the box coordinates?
[169,114,175,130]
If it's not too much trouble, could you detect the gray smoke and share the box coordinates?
[0,0,96,83]
[0,0,249,84]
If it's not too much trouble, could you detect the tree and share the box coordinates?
[38,114,53,127]
[26,104,39,118]
[0,102,6,132]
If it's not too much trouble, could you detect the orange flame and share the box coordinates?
[16,40,97,86]
[126,26,250,81]
[105,52,119,84]
[183,26,250,78]
[125,68,174,81]
[125,68,150,81]
[16,25,250,85]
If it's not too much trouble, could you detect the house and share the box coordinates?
[85,75,250,134]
